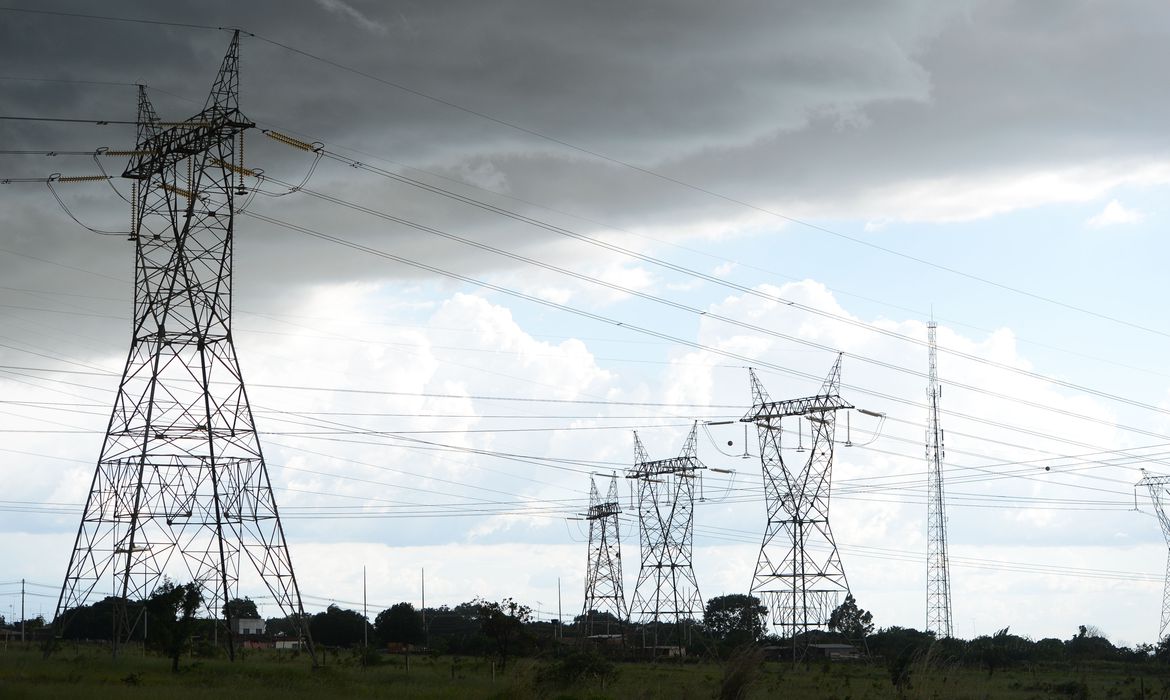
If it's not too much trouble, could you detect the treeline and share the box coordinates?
[867,625,1170,674]
[52,589,1170,674]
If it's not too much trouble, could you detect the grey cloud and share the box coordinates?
[2,0,1168,344]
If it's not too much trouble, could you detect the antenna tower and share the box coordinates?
[1138,473,1170,642]
[52,33,315,662]
[743,355,853,658]
[925,321,954,638]
[628,423,704,650]
[581,473,628,638]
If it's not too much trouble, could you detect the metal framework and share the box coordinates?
[53,33,315,662]
[743,355,852,655]
[1138,473,1170,642]
[581,474,628,637]
[628,423,704,649]
[925,321,954,638]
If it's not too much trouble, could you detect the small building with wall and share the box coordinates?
[808,643,859,660]
[232,618,266,636]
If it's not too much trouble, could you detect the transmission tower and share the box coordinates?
[1138,472,1170,642]
[628,423,704,650]
[925,321,954,638]
[52,33,315,662]
[581,473,628,638]
[743,355,853,657]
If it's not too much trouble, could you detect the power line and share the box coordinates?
[0,6,223,31]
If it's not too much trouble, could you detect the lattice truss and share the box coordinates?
[743,355,853,643]
[628,423,704,641]
[925,321,954,638]
[1138,473,1170,642]
[54,33,313,657]
[581,474,628,636]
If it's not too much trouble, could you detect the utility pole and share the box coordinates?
[557,577,562,641]
[51,33,315,664]
[421,568,427,648]
[363,566,368,650]
[925,321,954,638]
[20,579,25,643]
[1138,472,1170,641]
[628,424,704,652]
[744,355,852,660]
[582,473,628,639]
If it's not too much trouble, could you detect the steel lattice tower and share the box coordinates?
[628,423,704,649]
[743,355,852,655]
[925,321,954,638]
[581,474,628,637]
[1138,473,1170,642]
[53,33,315,662]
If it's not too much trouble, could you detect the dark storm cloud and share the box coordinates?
[2,0,1168,339]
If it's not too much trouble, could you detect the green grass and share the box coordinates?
[1,643,1168,699]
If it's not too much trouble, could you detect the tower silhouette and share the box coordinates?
[581,473,627,637]
[52,33,315,661]
[628,423,704,651]
[925,321,954,638]
[1138,472,1170,642]
[744,356,852,658]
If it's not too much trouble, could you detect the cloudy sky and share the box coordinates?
[2,0,1170,645]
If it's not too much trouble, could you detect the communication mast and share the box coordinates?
[52,33,315,662]
[628,423,704,650]
[744,356,852,658]
[581,474,627,637]
[925,321,954,638]
[1138,472,1170,642]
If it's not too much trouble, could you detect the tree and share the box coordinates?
[375,602,424,646]
[474,597,531,668]
[703,594,766,648]
[145,580,203,672]
[1066,624,1118,665]
[309,604,367,647]
[1156,634,1170,663]
[827,594,873,640]
[58,596,126,641]
[265,614,302,638]
[225,597,259,620]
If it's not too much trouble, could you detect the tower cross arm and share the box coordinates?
[626,456,705,479]
[1138,474,1170,539]
[122,108,254,180]
[1138,475,1170,489]
[741,393,853,421]
[585,501,622,519]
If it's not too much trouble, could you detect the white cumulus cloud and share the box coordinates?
[1086,199,1145,228]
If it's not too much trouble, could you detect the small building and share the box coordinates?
[232,618,266,636]
[808,643,860,660]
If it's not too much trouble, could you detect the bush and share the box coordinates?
[718,645,765,700]
[537,649,617,688]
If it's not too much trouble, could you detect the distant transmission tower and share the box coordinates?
[628,423,704,650]
[52,33,315,662]
[925,321,954,638]
[581,473,628,638]
[1138,472,1170,642]
[744,355,852,656]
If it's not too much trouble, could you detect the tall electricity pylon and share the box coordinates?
[628,423,704,650]
[1138,472,1170,642]
[53,33,315,662]
[581,473,628,637]
[743,355,852,657]
[925,321,954,638]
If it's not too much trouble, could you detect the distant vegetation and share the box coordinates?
[20,587,1170,698]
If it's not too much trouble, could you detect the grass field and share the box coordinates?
[1,642,1168,699]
